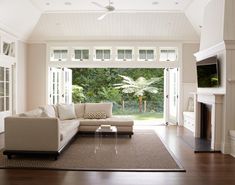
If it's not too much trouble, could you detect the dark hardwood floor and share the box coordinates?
[0,126,235,185]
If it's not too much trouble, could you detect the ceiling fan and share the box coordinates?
[92,0,115,20]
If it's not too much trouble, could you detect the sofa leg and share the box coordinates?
[7,154,12,159]
[54,155,58,160]
[129,135,132,138]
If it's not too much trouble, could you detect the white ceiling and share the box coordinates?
[0,0,210,42]
[30,0,194,12]
[29,12,199,42]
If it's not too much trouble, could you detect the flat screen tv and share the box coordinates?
[197,56,220,88]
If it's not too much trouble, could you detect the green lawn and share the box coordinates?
[113,112,163,120]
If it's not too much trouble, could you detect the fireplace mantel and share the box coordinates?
[194,93,224,150]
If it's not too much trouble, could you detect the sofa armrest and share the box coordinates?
[4,117,60,151]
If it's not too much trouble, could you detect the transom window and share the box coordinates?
[138,49,155,61]
[117,49,133,61]
[95,49,111,61]
[160,49,177,62]
[72,49,89,61]
[50,49,68,61]
[0,67,10,112]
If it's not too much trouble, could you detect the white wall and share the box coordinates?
[200,0,225,50]
[16,41,27,113]
[181,43,199,113]
[224,0,235,41]
[27,44,47,110]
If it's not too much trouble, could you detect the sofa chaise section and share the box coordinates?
[3,115,80,160]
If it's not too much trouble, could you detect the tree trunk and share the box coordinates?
[138,96,143,113]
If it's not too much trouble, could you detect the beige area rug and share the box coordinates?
[0,130,185,172]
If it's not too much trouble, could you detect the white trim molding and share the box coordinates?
[194,41,226,61]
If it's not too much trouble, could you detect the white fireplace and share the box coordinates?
[194,93,224,150]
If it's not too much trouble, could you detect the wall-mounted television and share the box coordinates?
[196,56,220,88]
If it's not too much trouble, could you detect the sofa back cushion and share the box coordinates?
[57,103,77,120]
[74,103,85,118]
[19,108,43,117]
[85,103,112,118]
[39,105,57,118]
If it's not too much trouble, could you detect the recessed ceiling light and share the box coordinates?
[64,1,72,6]
[152,1,159,5]
[45,2,50,6]
[175,1,179,5]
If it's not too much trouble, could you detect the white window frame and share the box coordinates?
[115,47,134,61]
[71,47,90,62]
[137,47,156,62]
[93,47,112,61]
[159,47,178,62]
[50,47,69,62]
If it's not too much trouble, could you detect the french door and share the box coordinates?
[164,68,179,125]
[48,67,72,105]
[0,64,12,132]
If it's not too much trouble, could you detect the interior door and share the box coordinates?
[48,67,72,105]
[62,68,72,104]
[48,68,61,105]
[0,65,12,133]
[164,68,179,125]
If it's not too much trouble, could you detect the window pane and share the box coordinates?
[6,82,9,96]
[0,97,4,112]
[54,50,61,60]
[6,68,9,81]
[160,50,168,61]
[61,50,67,59]
[53,50,68,61]
[0,67,4,81]
[118,50,125,60]
[168,50,177,61]
[125,50,132,60]
[0,82,4,96]
[74,50,82,59]
[139,50,146,60]
[6,97,9,111]
[147,50,154,60]
[82,50,89,60]
[104,50,111,59]
[96,50,103,60]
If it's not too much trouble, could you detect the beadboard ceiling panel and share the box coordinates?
[30,0,194,12]
[29,12,199,42]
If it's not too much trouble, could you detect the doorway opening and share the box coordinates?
[48,67,179,125]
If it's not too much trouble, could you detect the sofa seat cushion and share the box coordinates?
[79,117,134,127]
[59,120,80,141]
[106,117,134,126]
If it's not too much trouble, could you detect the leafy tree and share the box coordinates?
[72,85,86,103]
[114,75,161,112]
[98,87,122,104]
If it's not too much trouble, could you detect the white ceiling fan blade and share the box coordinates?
[98,12,109,20]
[92,2,106,9]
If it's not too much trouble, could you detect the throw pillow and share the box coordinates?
[19,108,43,117]
[84,112,107,119]
[57,103,76,120]
[39,105,57,118]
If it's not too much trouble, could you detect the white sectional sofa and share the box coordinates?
[3,103,134,159]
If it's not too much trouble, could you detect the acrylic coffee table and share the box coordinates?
[94,126,118,154]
